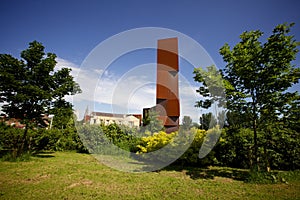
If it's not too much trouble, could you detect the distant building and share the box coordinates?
[88,112,141,128]
[0,114,51,129]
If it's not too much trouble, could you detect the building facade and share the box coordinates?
[155,38,180,132]
[89,112,141,128]
[142,38,180,132]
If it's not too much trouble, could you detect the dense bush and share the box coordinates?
[102,124,141,152]
[214,128,254,169]
[0,122,85,160]
[258,126,300,171]
[136,131,177,153]
[136,130,186,165]
[176,127,216,167]
[76,123,141,155]
[2,120,299,171]
[76,124,111,154]
[213,126,300,170]
[136,127,217,167]
[0,123,26,159]
[30,128,85,152]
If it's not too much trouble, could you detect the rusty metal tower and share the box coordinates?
[156,37,180,132]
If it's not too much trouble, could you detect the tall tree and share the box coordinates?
[219,23,300,170]
[181,116,192,130]
[199,113,217,130]
[0,41,81,156]
[193,65,227,126]
[142,110,164,133]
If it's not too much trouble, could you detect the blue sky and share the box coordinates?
[1,0,300,67]
[1,0,300,122]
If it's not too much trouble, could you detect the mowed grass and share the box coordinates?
[0,152,299,200]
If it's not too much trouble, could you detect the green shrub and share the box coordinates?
[0,122,85,159]
[0,125,22,149]
[32,128,84,152]
[136,127,216,167]
[175,128,207,166]
[76,125,110,154]
[213,126,300,171]
[0,151,31,162]
[136,131,177,153]
[244,170,300,184]
[259,126,300,170]
[102,124,141,152]
[0,124,27,158]
[214,128,254,169]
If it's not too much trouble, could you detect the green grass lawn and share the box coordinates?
[0,152,299,200]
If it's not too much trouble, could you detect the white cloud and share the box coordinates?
[55,58,202,123]
[0,56,202,123]
[55,57,81,77]
[179,78,200,123]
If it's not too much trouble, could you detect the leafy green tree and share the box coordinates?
[142,110,164,133]
[51,100,74,129]
[193,65,226,109]
[193,65,227,130]
[181,116,192,130]
[0,41,81,157]
[219,23,300,170]
[199,112,218,130]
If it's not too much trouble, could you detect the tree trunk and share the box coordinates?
[263,145,271,172]
[253,118,259,171]
[17,125,29,157]
[252,92,259,171]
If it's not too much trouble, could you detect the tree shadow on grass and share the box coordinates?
[32,151,55,158]
[163,165,250,182]
[0,150,11,158]
[0,150,56,158]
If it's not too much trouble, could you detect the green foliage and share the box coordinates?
[0,41,81,156]
[76,125,110,154]
[193,65,226,109]
[77,123,141,155]
[136,130,185,165]
[0,123,28,159]
[213,126,300,170]
[181,116,193,130]
[258,125,300,170]
[199,112,218,130]
[50,100,74,129]
[142,110,164,132]
[102,123,141,152]
[215,128,254,169]
[0,122,85,159]
[136,128,215,167]
[30,128,84,152]
[0,41,81,127]
[244,170,300,184]
[137,131,177,154]
[176,128,213,166]
[219,23,300,169]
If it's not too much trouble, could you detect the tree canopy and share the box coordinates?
[0,41,81,156]
[219,23,300,170]
[0,41,81,126]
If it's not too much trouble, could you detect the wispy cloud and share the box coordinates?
[55,57,81,77]
[55,58,201,123]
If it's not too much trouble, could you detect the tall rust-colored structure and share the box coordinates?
[156,38,180,132]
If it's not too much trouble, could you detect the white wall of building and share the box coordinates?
[89,115,140,128]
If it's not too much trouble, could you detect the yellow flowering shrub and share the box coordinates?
[135,128,218,167]
[137,131,177,154]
